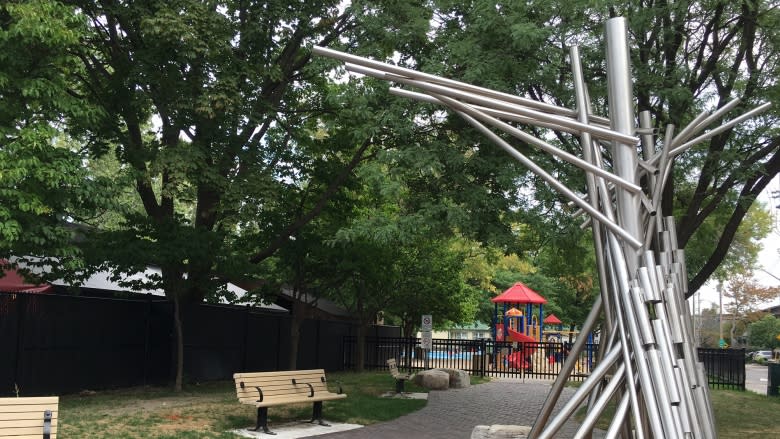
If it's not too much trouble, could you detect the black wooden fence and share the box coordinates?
[343,336,598,381]
[1,292,399,396]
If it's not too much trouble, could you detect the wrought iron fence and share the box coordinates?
[343,336,598,381]
[697,348,745,390]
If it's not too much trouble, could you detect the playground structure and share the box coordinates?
[492,282,546,343]
[314,15,770,439]
[490,283,589,372]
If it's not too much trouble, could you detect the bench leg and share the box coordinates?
[396,378,406,393]
[309,401,330,426]
[250,407,275,435]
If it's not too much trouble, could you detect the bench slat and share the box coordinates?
[0,413,57,422]
[0,397,58,407]
[234,369,325,379]
[0,396,59,438]
[0,418,58,429]
[238,393,346,407]
[0,404,58,414]
[0,426,57,437]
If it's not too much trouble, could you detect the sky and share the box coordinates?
[692,176,780,312]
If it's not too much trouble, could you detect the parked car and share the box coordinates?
[752,350,773,362]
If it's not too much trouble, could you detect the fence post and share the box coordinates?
[480,338,487,377]
[142,293,152,385]
[12,293,29,393]
[241,305,250,371]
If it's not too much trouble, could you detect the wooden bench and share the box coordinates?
[387,358,414,393]
[233,369,346,435]
[0,396,59,439]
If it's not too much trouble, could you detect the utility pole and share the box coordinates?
[718,281,724,348]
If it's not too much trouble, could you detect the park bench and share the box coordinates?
[0,396,59,439]
[386,358,414,393]
[233,369,346,435]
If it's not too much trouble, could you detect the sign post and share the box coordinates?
[421,315,432,369]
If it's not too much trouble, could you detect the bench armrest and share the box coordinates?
[292,379,314,397]
[239,381,264,402]
[320,376,343,394]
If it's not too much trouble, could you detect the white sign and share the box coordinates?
[421,314,433,331]
[421,331,433,350]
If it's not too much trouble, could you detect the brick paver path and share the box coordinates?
[316,378,602,439]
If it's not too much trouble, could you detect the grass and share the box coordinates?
[574,387,780,438]
[58,372,775,438]
[59,371,430,438]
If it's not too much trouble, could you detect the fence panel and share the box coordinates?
[343,336,598,381]
[697,348,745,390]
[0,291,379,396]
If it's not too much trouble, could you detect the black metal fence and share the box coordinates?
[343,336,599,381]
[1,292,399,396]
[697,347,745,390]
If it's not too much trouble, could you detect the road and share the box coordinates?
[745,363,769,395]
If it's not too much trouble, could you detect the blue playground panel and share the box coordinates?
[410,350,482,359]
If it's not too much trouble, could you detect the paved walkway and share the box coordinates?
[313,378,601,439]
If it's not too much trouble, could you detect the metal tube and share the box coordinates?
[603,392,632,439]
[535,345,623,439]
[530,296,604,437]
[671,98,742,147]
[439,99,644,249]
[665,108,713,153]
[390,88,611,136]
[312,46,613,123]
[607,234,665,437]
[573,363,627,439]
[605,17,643,268]
[429,92,643,193]
[348,64,641,145]
[669,102,773,156]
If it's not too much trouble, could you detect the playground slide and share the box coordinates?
[504,328,539,370]
[506,327,537,343]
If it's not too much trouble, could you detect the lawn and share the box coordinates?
[57,372,778,438]
[59,371,429,438]
[574,386,780,438]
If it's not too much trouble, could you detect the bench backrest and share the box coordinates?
[387,358,403,378]
[0,396,59,439]
[233,369,333,405]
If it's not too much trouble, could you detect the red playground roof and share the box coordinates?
[544,314,562,324]
[491,282,547,304]
[0,260,54,294]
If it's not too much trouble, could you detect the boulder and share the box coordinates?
[436,368,471,388]
[471,425,531,439]
[412,369,450,390]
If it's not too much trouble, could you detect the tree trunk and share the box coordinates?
[287,301,306,369]
[355,322,367,372]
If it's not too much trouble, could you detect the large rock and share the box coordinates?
[436,368,471,388]
[471,425,531,439]
[413,369,450,390]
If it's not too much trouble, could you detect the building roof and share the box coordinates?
[491,282,547,304]
[12,258,285,312]
[544,314,562,324]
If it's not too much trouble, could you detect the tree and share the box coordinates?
[383,238,479,338]
[723,274,780,346]
[8,0,436,391]
[420,1,779,298]
[748,314,780,350]
[0,1,113,277]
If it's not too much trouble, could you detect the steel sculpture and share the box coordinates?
[314,17,770,438]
